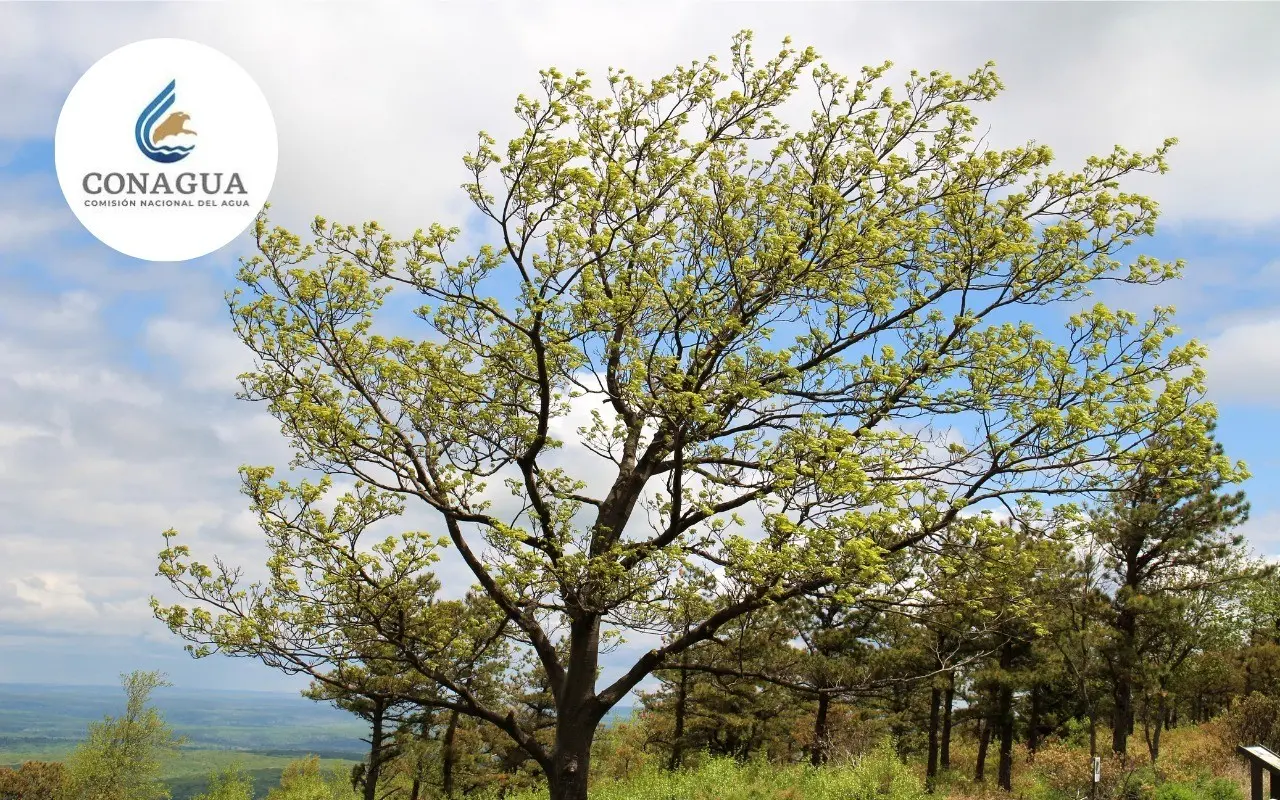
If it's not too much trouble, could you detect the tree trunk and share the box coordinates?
[975,718,991,783]
[1112,607,1138,758]
[409,715,431,800]
[1028,683,1042,755]
[548,724,595,800]
[997,704,1015,791]
[812,692,832,767]
[548,616,604,800]
[1112,677,1132,758]
[363,700,386,800]
[669,658,690,772]
[1145,692,1166,764]
[442,708,459,799]
[927,683,943,791]
[941,671,955,771]
[891,684,910,761]
[997,640,1015,792]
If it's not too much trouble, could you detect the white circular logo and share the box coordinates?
[55,39,277,262]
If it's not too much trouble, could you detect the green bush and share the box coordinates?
[1203,777,1245,800]
[191,767,254,800]
[1119,767,1160,800]
[1143,777,1245,800]
[1153,782,1200,800]
[1223,694,1280,754]
[264,757,356,800]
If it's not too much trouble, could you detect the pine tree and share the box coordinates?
[1093,422,1251,758]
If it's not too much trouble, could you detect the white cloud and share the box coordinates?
[0,174,72,250]
[0,285,285,655]
[1204,316,1280,407]
[146,317,252,392]
[0,206,67,249]
[1238,509,1280,558]
[0,423,55,448]
[8,365,163,406]
[10,573,97,616]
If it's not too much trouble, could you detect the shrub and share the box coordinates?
[1027,741,1134,800]
[1221,693,1280,754]
[1118,766,1160,800]
[1160,723,1236,784]
[1145,778,1245,800]
[265,757,357,800]
[1203,777,1245,800]
[1153,782,1199,800]
[0,761,67,800]
[192,767,255,800]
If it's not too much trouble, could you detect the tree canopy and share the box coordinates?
[153,32,1222,800]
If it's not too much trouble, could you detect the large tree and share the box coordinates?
[1093,422,1252,758]
[155,33,1207,800]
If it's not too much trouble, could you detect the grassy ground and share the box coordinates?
[496,743,926,800]
[484,724,1253,800]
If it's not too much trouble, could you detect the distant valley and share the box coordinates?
[0,682,634,799]
[0,682,369,757]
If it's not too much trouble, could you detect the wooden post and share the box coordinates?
[1237,745,1280,800]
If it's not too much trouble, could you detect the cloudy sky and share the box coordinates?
[1,2,1279,693]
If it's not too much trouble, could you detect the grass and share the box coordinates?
[493,741,926,800]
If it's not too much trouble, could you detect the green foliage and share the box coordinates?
[59,671,187,800]
[1203,778,1246,800]
[1153,781,1200,800]
[1118,766,1161,800]
[1222,693,1280,753]
[263,757,357,800]
[191,767,254,800]
[1130,777,1244,800]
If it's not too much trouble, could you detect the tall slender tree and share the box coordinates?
[1094,422,1251,757]
[59,671,187,800]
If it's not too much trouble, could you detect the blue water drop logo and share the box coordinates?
[135,80,197,164]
